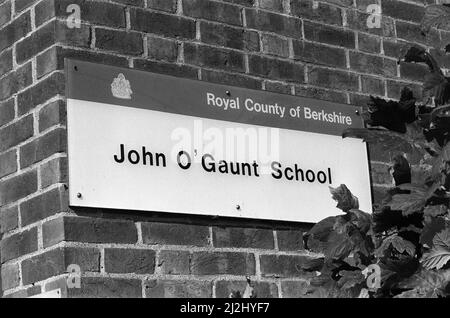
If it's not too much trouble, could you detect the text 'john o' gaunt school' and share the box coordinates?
[205,92,353,125]
[113,144,333,185]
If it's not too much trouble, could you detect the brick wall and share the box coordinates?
[0,0,448,298]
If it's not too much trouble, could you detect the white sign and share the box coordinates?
[66,60,372,223]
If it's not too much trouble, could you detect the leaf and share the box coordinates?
[423,205,448,218]
[420,215,446,248]
[402,46,450,106]
[329,184,359,212]
[403,46,439,71]
[421,4,450,35]
[423,73,450,106]
[337,270,365,289]
[390,154,411,186]
[386,191,428,216]
[421,229,450,270]
[396,270,450,298]
[376,235,416,258]
[300,257,325,272]
[372,206,423,233]
[304,216,338,253]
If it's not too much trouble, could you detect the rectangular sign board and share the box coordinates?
[66,59,372,223]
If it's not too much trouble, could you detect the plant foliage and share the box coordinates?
[301,4,450,298]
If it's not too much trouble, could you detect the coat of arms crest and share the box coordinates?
[111,73,133,99]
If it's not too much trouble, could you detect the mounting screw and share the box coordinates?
[236,204,241,210]
[77,193,82,198]
[355,110,360,115]
[226,90,231,96]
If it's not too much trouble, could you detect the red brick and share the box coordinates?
[350,52,397,77]
[304,21,355,48]
[215,280,278,298]
[307,67,359,91]
[0,170,37,206]
[34,0,55,27]
[261,33,289,57]
[0,63,32,101]
[0,115,33,152]
[21,247,100,285]
[36,46,129,79]
[184,43,245,73]
[95,28,143,56]
[212,227,274,249]
[42,216,138,246]
[1,262,20,290]
[0,1,11,28]
[0,11,31,51]
[147,0,177,12]
[399,61,428,82]
[346,10,395,38]
[19,127,67,168]
[291,0,343,25]
[349,93,371,107]
[386,80,422,100]
[20,186,68,226]
[0,48,12,77]
[130,8,196,39]
[14,0,36,13]
[40,156,68,188]
[0,205,18,234]
[112,0,145,6]
[201,69,262,90]
[277,229,308,251]
[200,22,259,52]
[361,75,385,96]
[141,222,210,247]
[259,254,314,278]
[145,280,212,298]
[1,227,38,263]
[183,0,242,26]
[0,149,17,178]
[17,72,65,115]
[245,9,302,38]
[396,21,427,44]
[54,20,91,47]
[293,40,347,68]
[265,81,291,94]
[381,0,425,24]
[158,250,190,275]
[68,277,142,298]
[295,86,348,103]
[249,55,304,82]
[223,0,255,6]
[54,0,126,28]
[147,36,178,62]
[134,59,198,79]
[38,100,66,132]
[383,40,411,59]
[104,248,155,274]
[15,21,55,64]
[259,0,283,12]
[281,280,309,298]
[0,99,14,127]
[358,33,381,54]
[190,252,255,275]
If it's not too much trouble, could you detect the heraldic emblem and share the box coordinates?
[111,73,133,100]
